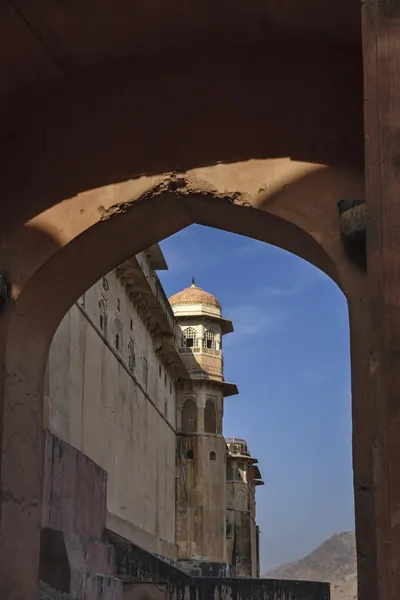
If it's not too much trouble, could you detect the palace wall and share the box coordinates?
[45,254,178,559]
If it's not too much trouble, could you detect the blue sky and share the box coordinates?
[158,224,354,573]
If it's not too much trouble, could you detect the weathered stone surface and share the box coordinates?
[42,431,107,540]
[40,528,123,600]
[39,582,76,600]
[338,202,366,242]
[40,433,123,600]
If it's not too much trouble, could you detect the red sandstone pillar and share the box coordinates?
[363,2,400,598]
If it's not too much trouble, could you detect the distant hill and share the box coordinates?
[263,531,357,600]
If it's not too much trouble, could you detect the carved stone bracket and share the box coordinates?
[337,199,366,268]
[154,333,189,380]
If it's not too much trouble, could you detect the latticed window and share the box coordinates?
[203,329,217,349]
[182,327,198,348]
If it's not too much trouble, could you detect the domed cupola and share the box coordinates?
[169,278,232,334]
[169,278,221,311]
[168,278,237,397]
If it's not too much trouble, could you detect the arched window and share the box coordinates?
[99,299,108,335]
[204,398,217,434]
[114,318,122,353]
[210,451,216,461]
[226,461,234,481]
[203,329,217,350]
[181,398,197,433]
[182,327,198,349]
[128,339,135,372]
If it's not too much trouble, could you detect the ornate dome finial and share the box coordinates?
[191,276,196,288]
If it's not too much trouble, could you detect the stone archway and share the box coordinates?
[0,161,371,600]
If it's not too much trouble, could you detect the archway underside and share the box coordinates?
[0,152,374,600]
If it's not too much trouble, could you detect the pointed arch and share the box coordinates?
[204,398,217,434]
[0,157,367,598]
[182,398,197,433]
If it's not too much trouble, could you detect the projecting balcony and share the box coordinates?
[226,438,251,457]
[226,438,261,469]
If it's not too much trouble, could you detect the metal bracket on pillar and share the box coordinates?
[337,199,366,268]
[0,270,12,317]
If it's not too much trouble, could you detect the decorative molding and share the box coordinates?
[337,199,366,268]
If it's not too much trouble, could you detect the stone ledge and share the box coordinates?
[111,534,331,599]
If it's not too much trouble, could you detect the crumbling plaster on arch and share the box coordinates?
[4,158,364,299]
